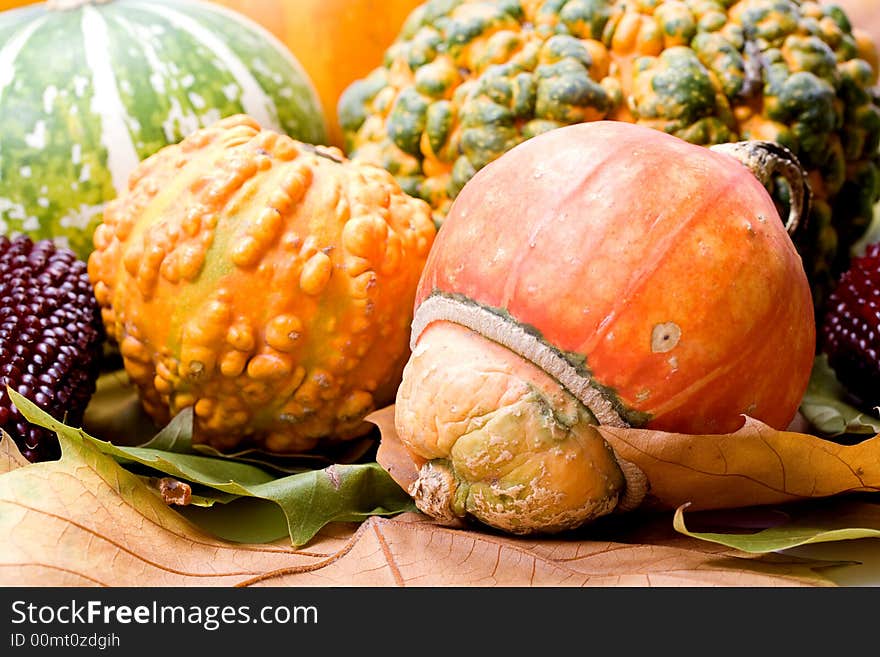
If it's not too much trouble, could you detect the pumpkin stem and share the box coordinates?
[612,453,649,513]
[709,140,811,237]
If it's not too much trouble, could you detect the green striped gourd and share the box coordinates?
[0,0,327,260]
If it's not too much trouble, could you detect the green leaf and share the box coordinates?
[84,369,375,474]
[139,409,195,453]
[11,388,416,547]
[798,354,880,438]
[176,496,291,544]
[186,494,232,508]
[191,439,378,475]
[673,496,880,553]
[82,369,159,446]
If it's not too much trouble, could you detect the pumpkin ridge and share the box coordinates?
[412,292,647,428]
[576,179,733,357]
[499,153,609,308]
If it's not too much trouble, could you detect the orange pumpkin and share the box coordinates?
[393,121,817,535]
[209,0,423,147]
[0,0,36,10]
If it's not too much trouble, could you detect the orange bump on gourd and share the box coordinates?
[88,114,436,454]
[393,121,817,535]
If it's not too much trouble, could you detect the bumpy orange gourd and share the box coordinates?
[88,114,436,453]
[209,0,423,147]
[394,121,816,535]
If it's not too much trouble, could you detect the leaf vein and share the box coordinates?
[372,519,406,586]
[0,563,110,586]
[3,500,277,579]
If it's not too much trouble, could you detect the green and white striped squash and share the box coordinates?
[0,0,327,260]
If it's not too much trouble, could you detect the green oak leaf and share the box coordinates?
[673,496,880,553]
[11,388,415,547]
[84,369,374,473]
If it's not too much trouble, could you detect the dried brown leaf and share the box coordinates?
[0,433,355,586]
[243,513,834,588]
[0,420,837,587]
[598,416,880,511]
[370,405,880,577]
[369,405,423,490]
[0,431,30,475]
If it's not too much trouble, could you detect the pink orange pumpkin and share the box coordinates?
[393,120,816,535]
